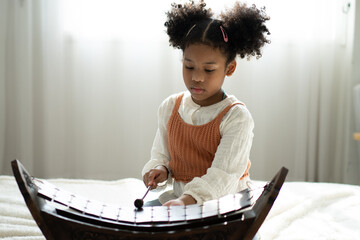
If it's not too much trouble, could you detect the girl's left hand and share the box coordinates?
[163,194,197,207]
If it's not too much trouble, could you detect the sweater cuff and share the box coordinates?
[153,164,172,188]
[141,161,172,191]
[141,160,168,177]
[182,190,204,205]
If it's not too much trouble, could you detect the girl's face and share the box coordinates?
[182,43,236,106]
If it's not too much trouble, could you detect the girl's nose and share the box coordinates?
[192,71,204,82]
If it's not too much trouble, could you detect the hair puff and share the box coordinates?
[220,2,270,59]
[164,0,213,49]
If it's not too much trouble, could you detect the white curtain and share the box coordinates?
[1,0,358,184]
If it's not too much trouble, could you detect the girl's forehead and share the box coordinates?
[184,44,226,63]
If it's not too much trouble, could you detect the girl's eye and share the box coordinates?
[185,66,194,70]
[205,69,215,73]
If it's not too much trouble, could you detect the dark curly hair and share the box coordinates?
[164,0,270,64]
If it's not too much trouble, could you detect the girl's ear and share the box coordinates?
[226,60,237,76]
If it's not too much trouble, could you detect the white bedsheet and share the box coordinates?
[1,175,360,240]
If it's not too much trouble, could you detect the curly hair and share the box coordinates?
[164,0,270,63]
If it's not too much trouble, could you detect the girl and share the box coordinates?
[142,0,270,207]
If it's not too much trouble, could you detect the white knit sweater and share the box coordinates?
[142,91,254,205]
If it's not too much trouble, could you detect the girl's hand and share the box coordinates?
[163,194,197,207]
[143,165,168,189]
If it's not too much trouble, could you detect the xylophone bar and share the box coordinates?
[35,179,252,224]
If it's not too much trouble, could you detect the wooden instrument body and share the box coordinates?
[11,159,288,240]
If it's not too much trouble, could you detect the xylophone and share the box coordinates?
[11,159,288,240]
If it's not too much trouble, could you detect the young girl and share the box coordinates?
[142,0,270,207]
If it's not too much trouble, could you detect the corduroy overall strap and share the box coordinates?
[170,93,245,127]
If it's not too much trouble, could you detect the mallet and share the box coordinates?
[134,186,151,209]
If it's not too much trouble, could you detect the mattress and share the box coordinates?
[1,175,360,239]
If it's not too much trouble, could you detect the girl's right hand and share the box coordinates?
[143,165,168,189]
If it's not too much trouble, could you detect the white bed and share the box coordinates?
[1,175,360,240]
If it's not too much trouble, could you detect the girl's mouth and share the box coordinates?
[191,87,205,94]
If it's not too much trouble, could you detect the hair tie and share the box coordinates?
[220,26,228,43]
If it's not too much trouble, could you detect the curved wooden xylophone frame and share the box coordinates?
[11,159,288,240]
